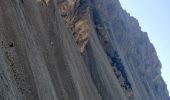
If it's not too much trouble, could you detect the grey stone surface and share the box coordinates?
[0,0,169,100]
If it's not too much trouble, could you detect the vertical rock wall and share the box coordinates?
[0,0,169,100]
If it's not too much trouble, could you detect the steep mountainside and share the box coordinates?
[0,0,169,100]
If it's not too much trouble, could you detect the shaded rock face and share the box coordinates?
[88,0,170,100]
[0,0,169,100]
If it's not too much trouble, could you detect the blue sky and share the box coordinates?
[119,0,170,95]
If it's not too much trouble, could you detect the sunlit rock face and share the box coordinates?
[36,0,50,4]
[0,0,170,100]
[57,0,90,53]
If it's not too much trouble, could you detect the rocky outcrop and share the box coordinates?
[0,0,169,100]
[88,0,170,99]
[57,0,91,52]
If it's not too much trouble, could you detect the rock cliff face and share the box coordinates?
[0,0,169,100]
[57,0,91,53]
